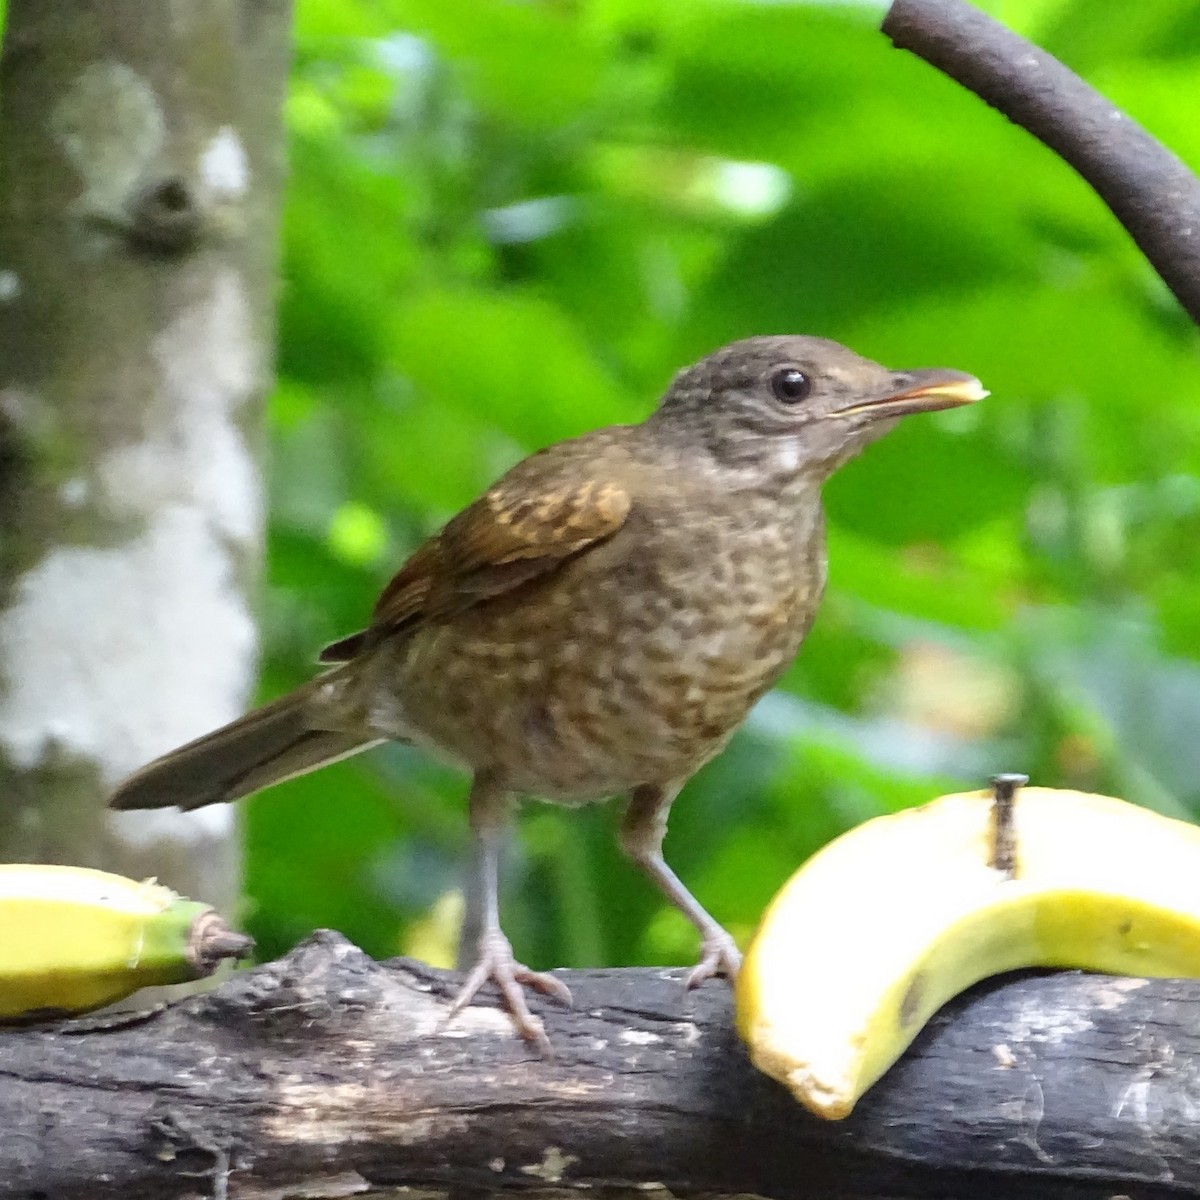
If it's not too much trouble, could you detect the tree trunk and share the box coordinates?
[0,0,292,915]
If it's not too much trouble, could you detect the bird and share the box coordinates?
[110,334,986,1047]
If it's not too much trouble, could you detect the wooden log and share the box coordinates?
[3,930,1200,1198]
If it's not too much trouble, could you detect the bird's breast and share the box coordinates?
[367,493,826,800]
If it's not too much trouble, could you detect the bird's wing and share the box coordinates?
[318,448,632,662]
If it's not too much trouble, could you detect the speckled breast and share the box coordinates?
[366,495,826,802]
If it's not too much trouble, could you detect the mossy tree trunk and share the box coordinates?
[0,0,292,916]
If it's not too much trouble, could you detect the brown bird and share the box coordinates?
[110,335,985,1046]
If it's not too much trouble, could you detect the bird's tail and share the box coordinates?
[108,675,381,812]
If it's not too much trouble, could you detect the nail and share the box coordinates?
[988,773,1028,879]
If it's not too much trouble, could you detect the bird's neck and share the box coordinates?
[643,411,832,496]
[629,440,823,561]
[688,436,824,505]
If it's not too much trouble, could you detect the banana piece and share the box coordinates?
[0,864,252,1018]
[736,784,1200,1120]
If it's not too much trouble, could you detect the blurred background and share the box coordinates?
[233,0,1200,969]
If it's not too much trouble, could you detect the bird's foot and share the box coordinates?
[685,927,742,990]
[448,927,572,1052]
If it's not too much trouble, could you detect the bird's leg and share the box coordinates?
[619,782,742,988]
[455,809,498,972]
[448,773,572,1050]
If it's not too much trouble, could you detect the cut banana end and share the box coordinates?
[736,784,1200,1120]
[0,864,253,1019]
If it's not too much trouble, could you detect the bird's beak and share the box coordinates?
[831,369,988,420]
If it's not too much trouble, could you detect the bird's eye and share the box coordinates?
[771,367,812,404]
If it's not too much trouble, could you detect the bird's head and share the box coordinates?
[650,334,986,484]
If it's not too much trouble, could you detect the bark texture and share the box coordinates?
[4,933,1200,1199]
[0,0,292,915]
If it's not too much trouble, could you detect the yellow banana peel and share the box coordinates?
[736,783,1200,1120]
[0,864,252,1019]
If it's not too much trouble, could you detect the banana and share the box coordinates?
[0,864,253,1019]
[736,780,1200,1120]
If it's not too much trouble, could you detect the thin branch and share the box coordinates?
[883,0,1200,327]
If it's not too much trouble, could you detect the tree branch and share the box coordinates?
[4,930,1200,1198]
[882,0,1200,327]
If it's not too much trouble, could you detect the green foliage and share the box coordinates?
[246,0,1200,970]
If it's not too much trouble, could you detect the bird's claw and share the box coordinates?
[685,928,742,990]
[448,928,572,1052]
